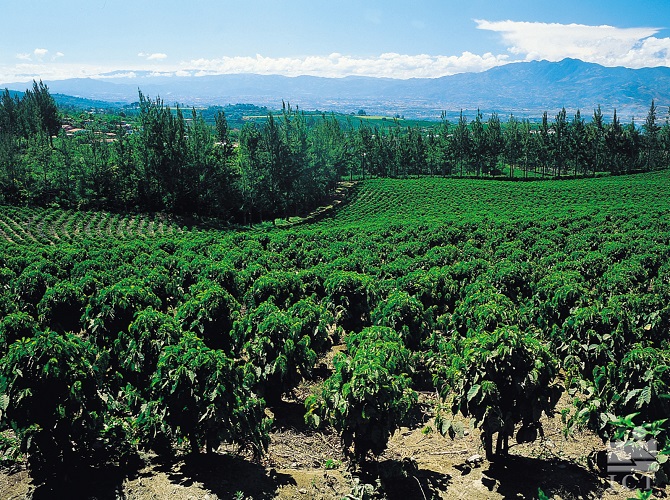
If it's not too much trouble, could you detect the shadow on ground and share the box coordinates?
[30,460,141,499]
[270,399,312,432]
[480,454,606,499]
[157,453,294,499]
[357,457,451,500]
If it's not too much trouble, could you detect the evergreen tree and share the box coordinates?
[453,110,471,177]
[569,110,587,176]
[471,110,485,176]
[486,113,504,175]
[643,100,660,170]
[504,114,521,178]
[605,109,624,174]
[588,105,605,175]
[552,107,569,176]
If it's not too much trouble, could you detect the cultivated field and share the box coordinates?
[1,171,670,499]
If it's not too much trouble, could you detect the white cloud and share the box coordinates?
[4,20,669,83]
[0,62,116,83]
[182,52,509,79]
[138,52,168,60]
[476,20,670,68]
[96,71,137,79]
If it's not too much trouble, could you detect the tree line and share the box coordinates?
[1,81,669,221]
[360,104,669,178]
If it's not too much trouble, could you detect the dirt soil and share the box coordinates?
[0,385,657,499]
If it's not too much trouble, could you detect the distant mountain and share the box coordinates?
[2,89,122,111]
[3,59,669,120]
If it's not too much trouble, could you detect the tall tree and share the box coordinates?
[471,110,485,176]
[486,113,504,175]
[503,114,521,178]
[453,110,471,177]
[589,105,605,175]
[569,109,587,176]
[552,107,569,176]
[605,109,624,174]
[519,118,534,179]
[622,118,641,172]
[537,112,551,177]
[643,100,660,170]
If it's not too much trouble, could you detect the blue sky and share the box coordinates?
[2,0,669,82]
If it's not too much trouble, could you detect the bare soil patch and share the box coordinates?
[0,385,648,499]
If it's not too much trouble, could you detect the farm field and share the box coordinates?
[1,171,670,498]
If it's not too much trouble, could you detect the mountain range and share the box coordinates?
[3,59,669,120]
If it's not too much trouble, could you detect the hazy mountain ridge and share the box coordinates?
[3,59,669,120]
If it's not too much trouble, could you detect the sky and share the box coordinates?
[2,0,670,82]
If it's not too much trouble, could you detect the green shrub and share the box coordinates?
[177,280,241,352]
[324,271,375,332]
[306,326,417,463]
[84,278,162,346]
[371,290,430,349]
[437,326,561,459]
[37,281,86,333]
[140,332,270,456]
[0,330,109,480]
[0,312,39,355]
[239,302,320,404]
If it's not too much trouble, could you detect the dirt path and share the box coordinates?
[275,181,358,227]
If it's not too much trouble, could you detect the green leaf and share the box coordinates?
[467,384,481,403]
[637,386,652,408]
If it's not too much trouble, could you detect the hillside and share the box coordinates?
[3,59,669,119]
[1,172,670,498]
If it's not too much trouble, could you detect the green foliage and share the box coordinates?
[305,326,417,463]
[84,278,162,344]
[247,270,302,307]
[177,280,241,352]
[0,330,110,479]
[436,326,561,459]
[325,271,375,331]
[36,280,86,333]
[141,332,270,456]
[2,167,670,479]
[0,312,39,355]
[115,308,182,404]
[371,290,430,349]
[238,301,320,403]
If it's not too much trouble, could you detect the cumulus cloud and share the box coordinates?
[183,52,509,79]
[33,48,49,58]
[476,19,670,68]
[138,52,168,60]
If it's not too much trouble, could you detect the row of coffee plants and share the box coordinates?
[0,207,186,244]
[1,170,670,485]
